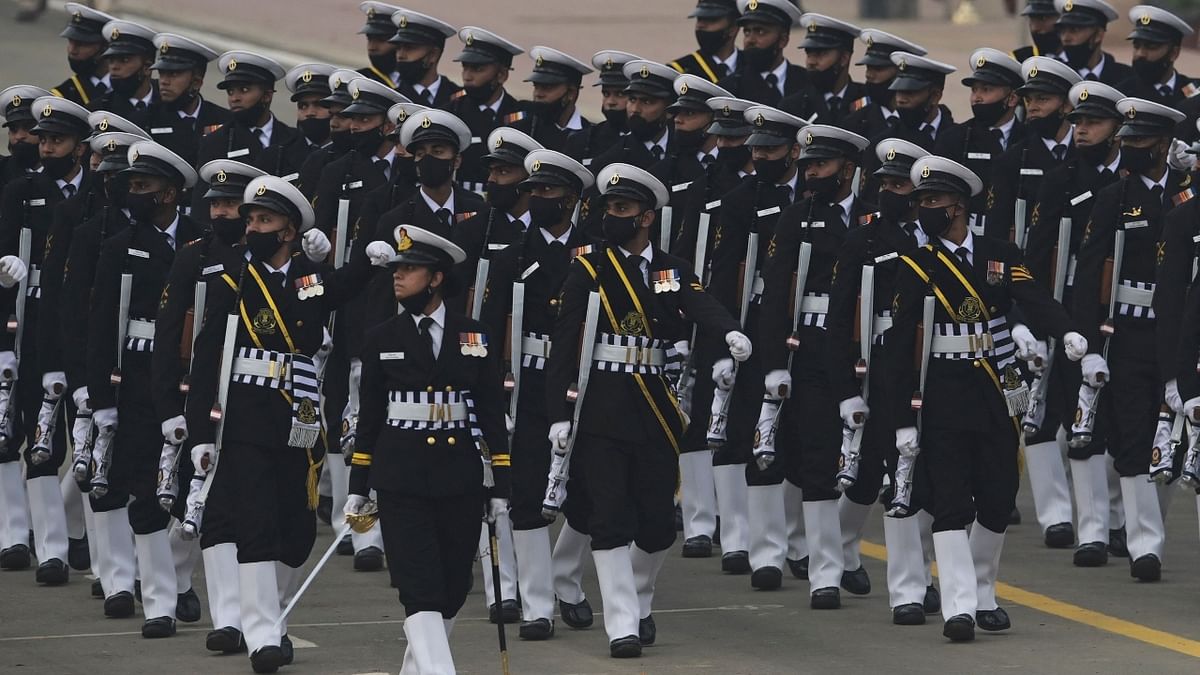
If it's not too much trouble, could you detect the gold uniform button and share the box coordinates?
[989,307,997,313]
[444,385,452,392]
[296,320,303,327]
[447,436,456,446]
[426,436,436,446]
[972,360,981,368]
[549,298,559,306]
[426,386,434,392]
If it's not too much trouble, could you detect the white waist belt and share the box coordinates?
[799,294,828,315]
[593,343,666,367]
[522,335,551,359]
[127,318,156,340]
[931,332,994,355]
[27,267,40,288]
[387,400,468,423]
[232,355,288,380]
[1115,284,1154,307]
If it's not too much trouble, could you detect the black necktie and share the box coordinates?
[955,246,971,267]
[991,128,1005,149]
[826,96,842,113]
[94,81,108,94]
[1158,84,1173,98]
[1084,72,1099,82]
[418,89,433,105]
[701,154,716,169]
[650,145,664,161]
[436,208,452,227]
[1053,144,1067,161]
[903,222,919,247]
[374,158,391,176]
[920,124,935,141]
[765,73,779,93]
[62,183,76,199]
[268,271,285,287]
[714,63,729,79]
[1150,185,1165,204]
[134,100,147,112]
[418,316,435,359]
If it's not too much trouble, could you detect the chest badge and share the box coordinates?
[298,399,318,424]
[957,296,983,322]
[652,269,681,293]
[986,260,1005,286]
[295,273,325,300]
[252,308,277,335]
[459,332,488,357]
[620,311,646,336]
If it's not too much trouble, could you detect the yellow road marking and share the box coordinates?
[859,540,1200,659]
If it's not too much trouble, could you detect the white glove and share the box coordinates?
[1062,331,1087,361]
[161,415,188,444]
[839,396,870,429]
[1011,324,1038,362]
[93,407,118,429]
[1081,353,1109,387]
[725,330,752,362]
[72,386,90,413]
[673,339,690,361]
[712,358,735,390]
[486,497,509,523]
[366,240,395,267]
[895,426,920,457]
[548,421,571,450]
[301,228,332,262]
[343,493,370,517]
[764,369,792,399]
[1186,397,1200,424]
[0,351,15,381]
[191,442,215,474]
[1169,138,1197,172]
[505,414,516,435]
[42,371,67,396]
[0,255,27,288]
[1165,379,1184,414]
[1027,340,1048,375]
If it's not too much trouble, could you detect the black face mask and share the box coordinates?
[918,204,955,239]
[804,172,842,199]
[232,101,269,127]
[695,28,728,56]
[602,107,627,131]
[463,81,498,104]
[395,58,429,85]
[41,152,78,181]
[210,216,244,245]
[674,128,706,152]
[393,155,418,185]
[244,229,285,261]
[9,142,40,170]
[368,52,396,74]
[809,64,842,93]
[298,117,330,145]
[971,99,1009,128]
[398,282,436,315]
[329,129,353,154]
[109,72,144,97]
[416,155,453,188]
[1132,57,1172,86]
[1119,144,1159,175]
[754,155,792,184]
[626,115,665,143]
[126,190,162,223]
[897,104,931,129]
[528,195,566,229]
[68,57,97,78]
[1027,112,1064,140]
[485,181,520,211]
[351,126,386,155]
[866,80,895,108]
[877,189,912,221]
[1076,140,1113,166]
[744,44,779,72]
[1031,31,1061,56]
[717,145,751,171]
[1062,41,1095,70]
[601,213,641,245]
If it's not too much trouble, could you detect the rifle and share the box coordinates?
[157,279,207,511]
[90,270,131,497]
[837,262,875,489]
[0,229,32,456]
[1022,216,1071,435]
[707,231,758,449]
[889,295,935,517]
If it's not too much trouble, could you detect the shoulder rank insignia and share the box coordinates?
[455,211,477,223]
[652,269,681,293]
[986,260,1005,286]
[295,273,324,300]
[1172,188,1194,207]
[503,111,526,124]
[570,244,593,259]
[459,332,488,357]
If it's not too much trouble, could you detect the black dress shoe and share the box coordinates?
[840,566,871,595]
[610,635,642,658]
[1130,553,1161,582]
[721,551,750,574]
[559,598,593,629]
[489,599,521,624]
[336,533,353,556]
[250,646,286,673]
[892,603,926,625]
[104,591,135,618]
[674,505,683,532]
[976,607,1011,631]
[713,517,721,547]
[810,587,841,609]
[1108,527,1129,558]
[91,578,104,598]
[206,626,246,653]
[134,580,141,603]
[353,546,384,571]
[787,556,809,580]
[1044,522,1075,549]
[176,587,201,622]
[1008,507,1021,525]
[281,634,294,664]
[1073,541,1108,567]
[316,495,332,526]
[639,615,656,646]
[141,616,176,638]
[923,585,941,615]
[68,537,90,571]
[518,618,554,640]
[682,535,713,558]
[36,558,69,585]
[943,614,975,642]
[0,543,31,570]
[750,566,782,590]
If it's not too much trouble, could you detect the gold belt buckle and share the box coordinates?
[428,402,451,422]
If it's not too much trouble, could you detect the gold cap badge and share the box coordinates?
[679,82,689,94]
[640,65,650,78]
[976,55,986,68]
[228,58,238,71]
[98,117,109,131]
[1064,0,1073,11]
[805,132,813,145]
[754,112,765,127]
[886,147,896,161]
[301,70,313,83]
[494,135,504,149]
[531,159,541,172]
[1079,88,1089,101]
[465,31,474,46]
[536,54,544,67]
[610,172,621,185]
[256,183,267,196]
[131,149,140,161]
[216,170,227,183]
[10,95,20,108]
[748,0,758,10]
[110,27,120,40]
[1141,13,1151,26]
[397,227,413,251]
[106,139,117,152]
[160,40,169,54]
[1126,105,1136,119]
[42,104,53,117]
[921,164,931,178]
[399,14,408,28]
[420,115,432,128]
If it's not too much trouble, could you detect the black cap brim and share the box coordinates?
[1067,103,1120,120]
[2,113,36,128]
[799,146,849,161]
[889,76,935,91]
[339,101,389,116]
[1117,122,1173,138]
[33,119,89,137]
[203,183,248,200]
[152,57,205,72]
[95,156,131,173]
[406,128,460,151]
[801,37,854,51]
[688,6,733,18]
[290,86,331,102]
[1016,81,1068,97]
[1055,13,1105,27]
[874,162,913,178]
[962,71,1017,88]
[707,120,751,136]
[59,26,106,42]
[217,75,274,90]
[1127,27,1181,44]
[388,29,444,46]
[525,71,572,85]
[914,179,968,195]
[102,43,153,58]
[483,148,528,167]
[856,53,896,66]
[745,131,793,147]
[622,82,673,99]
[668,98,713,113]
[604,183,656,205]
